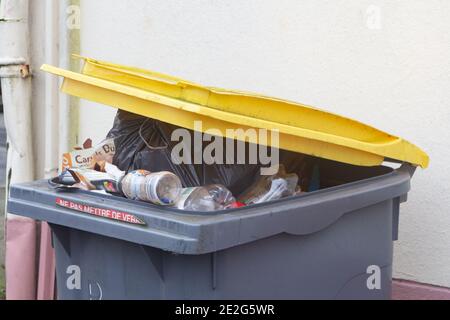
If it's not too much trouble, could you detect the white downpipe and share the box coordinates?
[0,0,34,195]
[0,0,37,300]
[59,0,80,156]
[44,0,60,178]
[58,0,76,156]
[36,0,61,301]
[0,0,34,185]
[38,0,78,300]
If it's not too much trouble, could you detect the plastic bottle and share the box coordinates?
[238,165,299,205]
[120,170,182,206]
[176,184,236,212]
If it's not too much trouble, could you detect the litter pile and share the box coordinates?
[50,110,317,213]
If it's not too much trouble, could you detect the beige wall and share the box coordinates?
[32,1,450,287]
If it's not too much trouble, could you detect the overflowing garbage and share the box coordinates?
[50,110,316,213]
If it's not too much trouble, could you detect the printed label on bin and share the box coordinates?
[56,198,147,226]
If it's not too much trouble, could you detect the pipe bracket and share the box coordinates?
[0,63,31,79]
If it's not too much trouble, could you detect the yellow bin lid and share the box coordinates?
[41,57,429,168]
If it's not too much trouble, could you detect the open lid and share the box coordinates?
[41,56,429,168]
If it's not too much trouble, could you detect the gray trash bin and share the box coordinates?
[7,162,415,300]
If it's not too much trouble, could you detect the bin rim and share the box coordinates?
[43,163,406,217]
[41,57,429,169]
[7,165,412,254]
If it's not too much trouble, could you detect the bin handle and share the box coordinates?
[280,166,412,236]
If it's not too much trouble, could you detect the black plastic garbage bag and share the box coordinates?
[107,110,314,196]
